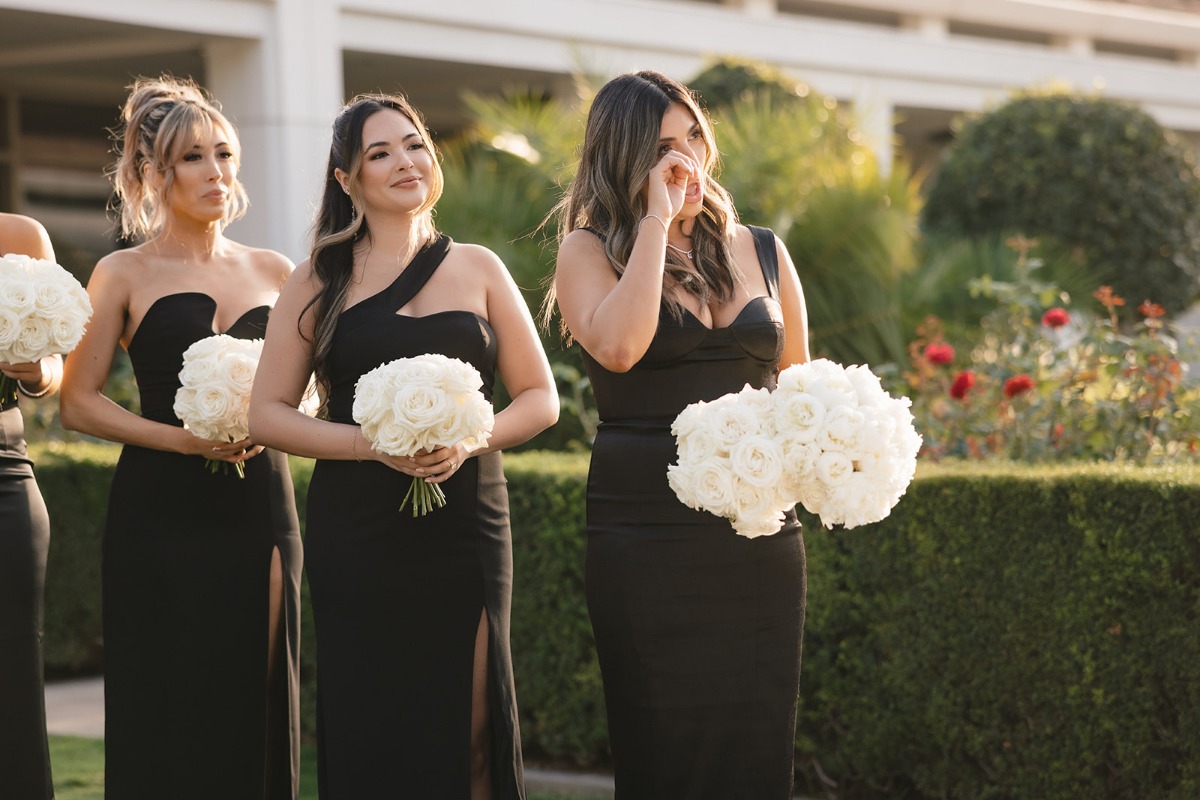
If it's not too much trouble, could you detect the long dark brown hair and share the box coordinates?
[301,94,443,400]
[545,70,738,335]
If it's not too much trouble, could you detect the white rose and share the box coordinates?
[676,425,720,463]
[220,352,258,396]
[729,435,785,489]
[708,397,763,449]
[819,406,867,457]
[731,511,787,538]
[0,307,20,350]
[815,450,855,487]
[191,385,234,433]
[795,479,831,522]
[844,363,889,407]
[369,418,421,456]
[0,278,36,315]
[13,318,51,362]
[392,383,452,433]
[671,400,707,439]
[179,355,218,389]
[773,390,826,443]
[670,456,737,516]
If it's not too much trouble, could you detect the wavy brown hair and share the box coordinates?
[301,94,443,401]
[108,75,248,240]
[545,70,738,335]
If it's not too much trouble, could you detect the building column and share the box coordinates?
[851,83,894,177]
[204,0,343,260]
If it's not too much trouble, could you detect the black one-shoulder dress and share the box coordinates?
[102,293,303,799]
[305,235,525,799]
[0,396,53,799]
[582,226,807,799]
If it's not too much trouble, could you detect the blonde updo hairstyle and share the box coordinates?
[109,75,249,240]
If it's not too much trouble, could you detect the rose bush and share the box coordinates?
[903,238,1199,463]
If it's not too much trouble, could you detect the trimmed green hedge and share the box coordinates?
[30,444,1200,798]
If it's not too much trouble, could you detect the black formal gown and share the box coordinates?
[102,293,302,799]
[305,235,524,799]
[0,398,54,800]
[582,226,807,800]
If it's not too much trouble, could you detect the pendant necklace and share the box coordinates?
[665,241,694,259]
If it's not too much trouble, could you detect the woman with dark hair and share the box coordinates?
[0,212,60,800]
[547,70,811,798]
[59,76,302,799]
[249,94,557,800]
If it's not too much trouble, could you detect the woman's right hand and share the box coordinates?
[646,150,699,222]
[177,431,264,463]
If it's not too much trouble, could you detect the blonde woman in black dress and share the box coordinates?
[549,70,811,799]
[0,212,60,800]
[60,77,302,799]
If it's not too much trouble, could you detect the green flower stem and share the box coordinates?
[400,476,447,516]
[0,375,17,405]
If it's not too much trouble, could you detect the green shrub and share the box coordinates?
[798,461,1200,799]
[922,91,1200,314]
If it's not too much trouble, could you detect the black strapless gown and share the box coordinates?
[582,226,807,799]
[0,399,53,799]
[102,293,303,799]
[305,235,524,799]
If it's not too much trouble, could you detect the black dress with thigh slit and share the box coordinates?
[582,226,807,800]
[0,397,54,800]
[102,293,303,799]
[304,234,525,799]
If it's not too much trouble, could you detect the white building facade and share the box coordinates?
[0,0,1198,261]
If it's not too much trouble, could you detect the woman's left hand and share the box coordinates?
[0,359,48,388]
[407,442,473,484]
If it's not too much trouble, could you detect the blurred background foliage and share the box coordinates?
[30,58,1200,456]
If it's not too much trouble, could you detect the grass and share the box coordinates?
[49,736,607,799]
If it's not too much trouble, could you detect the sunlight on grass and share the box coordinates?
[50,736,605,800]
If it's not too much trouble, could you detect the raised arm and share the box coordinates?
[554,150,696,372]
[774,234,811,371]
[59,256,248,462]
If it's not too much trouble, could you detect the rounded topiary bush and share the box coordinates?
[922,91,1200,314]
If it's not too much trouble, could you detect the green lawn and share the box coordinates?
[49,736,606,799]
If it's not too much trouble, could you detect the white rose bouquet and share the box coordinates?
[668,359,921,536]
[774,359,921,529]
[173,334,264,478]
[667,385,794,538]
[352,353,495,516]
[0,252,93,403]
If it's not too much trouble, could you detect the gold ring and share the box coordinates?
[448,459,456,470]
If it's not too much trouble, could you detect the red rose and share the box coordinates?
[949,370,975,400]
[1041,307,1070,329]
[1003,374,1035,398]
[924,342,955,365]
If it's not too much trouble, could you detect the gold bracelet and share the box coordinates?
[641,214,669,236]
[17,380,52,398]
[351,428,362,462]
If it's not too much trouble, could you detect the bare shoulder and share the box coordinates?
[558,227,604,258]
[447,241,508,279]
[0,213,53,259]
[227,240,296,286]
